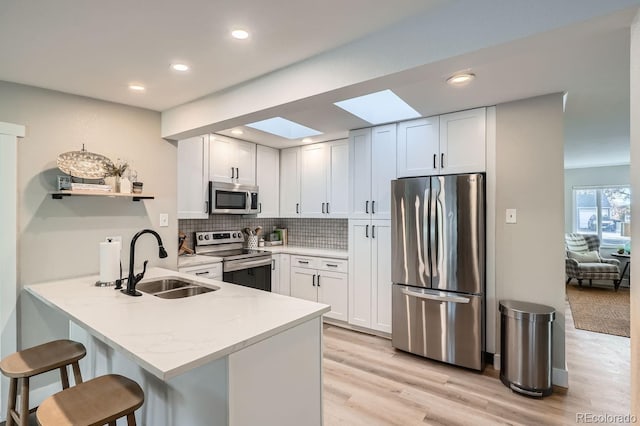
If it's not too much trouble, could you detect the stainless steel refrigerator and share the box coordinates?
[391,174,485,370]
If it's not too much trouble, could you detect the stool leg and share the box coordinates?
[19,377,29,426]
[127,413,137,426]
[6,378,17,426]
[71,361,83,385]
[60,365,70,389]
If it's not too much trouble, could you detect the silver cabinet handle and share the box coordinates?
[400,288,470,304]
[317,275,321,287]
[259,202,262,213]
[312,274,316,286]
[441,154,444,169]
[371,200,375,214]
[365,200,369,214]
[205,201,208,214]
[372,225,376,239]
[322,202,325,214]
[326,264,338,267]
[236,167,239,179]
[365,224,369,238]
[195,271,210,276]
[327,202,330,214]
[296,203,299,214]
[433,154,437,169]
[298,260,309,264]
[231,167,235,179]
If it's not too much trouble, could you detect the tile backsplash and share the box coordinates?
[179,217,348,250]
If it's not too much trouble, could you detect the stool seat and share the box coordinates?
[0,340,86,378]
[37,374,144,426]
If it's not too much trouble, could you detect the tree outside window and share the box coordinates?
[574,186,631,247]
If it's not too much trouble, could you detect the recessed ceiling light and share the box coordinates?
[246,117,322,140]
[231,129,244,135]
[334,89,420,125]
[171,63,190,72]
[231,29,250,40]
[446,73,475,86]
[128,84,145,92]
[302,138,312,143]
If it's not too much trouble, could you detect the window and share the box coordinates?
[573,186,631,247]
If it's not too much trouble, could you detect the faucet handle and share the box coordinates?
[135,260,149,284]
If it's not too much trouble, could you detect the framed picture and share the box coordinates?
[57,175,72,190]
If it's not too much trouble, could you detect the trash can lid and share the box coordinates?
[499,300,556,321]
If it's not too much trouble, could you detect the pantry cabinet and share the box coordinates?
[256,145,279,218]
[349,124,396,220]
[209,135,256,185]
[348,219,392,333]
[289,256,348,322]
[396,107,486,177]
[280,147,301,217]
[177,135,210,219]
[299,140,348,218]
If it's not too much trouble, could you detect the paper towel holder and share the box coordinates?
[96,238,122,287]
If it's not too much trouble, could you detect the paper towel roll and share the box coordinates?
[99,241,121,284]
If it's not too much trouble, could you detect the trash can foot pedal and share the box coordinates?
[509,383,543,398]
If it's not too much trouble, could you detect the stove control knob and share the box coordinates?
[204,234,210,240]
[197,235,203,240]
[234,232,239,238]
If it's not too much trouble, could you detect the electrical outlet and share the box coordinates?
[506,209,517,224]
[106,236,122,243]
[159,213,169,227]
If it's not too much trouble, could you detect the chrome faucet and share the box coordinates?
[120,229,168,296]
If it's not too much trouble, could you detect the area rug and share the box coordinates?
[566,284,630,337]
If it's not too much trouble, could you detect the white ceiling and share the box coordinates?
[0,0,635,168]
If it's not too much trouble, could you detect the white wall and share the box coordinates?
[0,81,177,388]
[564,165,630,231]
[629,8,640,417]
[495,93,566,373]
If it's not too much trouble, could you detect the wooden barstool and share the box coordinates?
[36,374,144,426]
[0,339,86,426]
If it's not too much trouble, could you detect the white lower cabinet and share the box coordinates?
[178,262,222,281]
[271,254,290,295]
[289,256,348,322]
[348,220,392,333]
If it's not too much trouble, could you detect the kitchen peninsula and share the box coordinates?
[26,268,329,426]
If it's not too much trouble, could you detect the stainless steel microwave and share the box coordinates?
[209,182,259,214]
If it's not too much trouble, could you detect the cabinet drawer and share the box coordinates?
[291,256,318,269]
[318,258,348,273]
[179,263,222,280]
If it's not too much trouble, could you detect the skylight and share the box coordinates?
[246,117,322,140]
[334,89,420,124]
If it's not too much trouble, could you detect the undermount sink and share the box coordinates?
[137,277,219,299]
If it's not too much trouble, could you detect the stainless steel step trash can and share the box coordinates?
[499,300,555,397]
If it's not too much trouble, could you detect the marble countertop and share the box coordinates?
[25,267,329,381]
[260,246,348,259]
[177,254,222,268]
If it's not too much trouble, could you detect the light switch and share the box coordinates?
[506,209,517,224]
[159,213,169,227]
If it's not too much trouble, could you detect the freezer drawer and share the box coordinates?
[392,284,484,370]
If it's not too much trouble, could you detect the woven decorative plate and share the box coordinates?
[57,150,114,179]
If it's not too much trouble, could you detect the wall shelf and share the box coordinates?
[50,190,154,202]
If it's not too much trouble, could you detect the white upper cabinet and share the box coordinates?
[256,145,279,218]
[349,124,396,219]
[209,135,256,185]
[280,147,301,217]
[397,117,439,178]
[397,107,486,177]
[300,140,349,218]
[439,107,486,175]
[177,135,210,219]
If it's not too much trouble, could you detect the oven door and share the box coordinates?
[223,258,272,291]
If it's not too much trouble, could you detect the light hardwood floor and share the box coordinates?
[323,301,630,426]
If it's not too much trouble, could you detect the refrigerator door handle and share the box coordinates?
[400,288,470,304]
